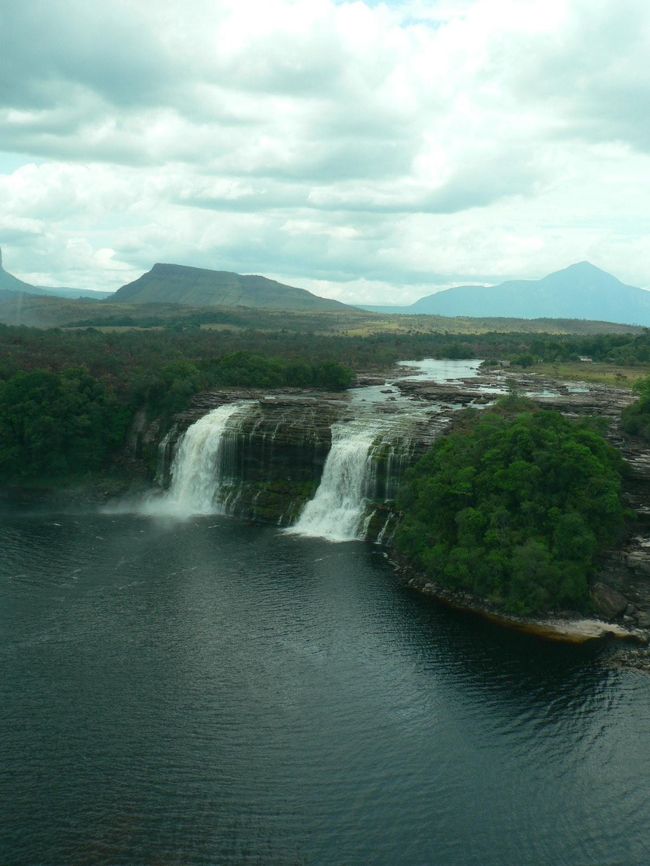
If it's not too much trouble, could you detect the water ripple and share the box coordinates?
[1,510,649,865]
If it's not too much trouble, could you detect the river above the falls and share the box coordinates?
[2,509,649,866]
[395,357,483,381]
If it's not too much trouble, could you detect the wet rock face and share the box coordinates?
[151,385,445,532]
[605,436,650,632]
[395,371,636,417]
[158,390,345,525]
[599,538,650,630]
[592,582,630,619]
[227,399,340,524]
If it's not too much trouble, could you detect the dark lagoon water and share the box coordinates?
[1,508,649,866]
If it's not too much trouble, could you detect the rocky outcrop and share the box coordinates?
[399,568,647,645]
[591,582,629,619]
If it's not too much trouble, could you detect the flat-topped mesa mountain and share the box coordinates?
[364,262,650,327]
[112,263,354,311]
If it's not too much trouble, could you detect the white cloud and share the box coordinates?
[1,0,650,302]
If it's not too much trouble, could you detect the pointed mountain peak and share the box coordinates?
[556,261,618,279]
[565,260,605,273]
[540,260,626,289]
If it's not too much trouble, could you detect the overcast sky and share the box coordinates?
[1,0,650,303]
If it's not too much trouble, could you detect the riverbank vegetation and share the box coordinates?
[0,369,130,481]
[527,362,649,387]
[0,325,354,482]
[395,403,627,615]
[3,322,650,388]
[622,375,650,441]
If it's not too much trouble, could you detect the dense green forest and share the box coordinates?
[0,325,355,482]
[0,369,131,481]
[3,323,650,387]
[2,320,649,484]
[395,403,626,615]
[506,329,650,366]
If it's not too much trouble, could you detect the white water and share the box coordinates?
[286,421,380,542]
[286,373,447,543]
[141,402,255,518]
[396,357,483,381]
[376,512,397,546]
[154,425,177,486]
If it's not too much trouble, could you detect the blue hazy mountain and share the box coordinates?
[0,248,111,299]
[362,262,650,326]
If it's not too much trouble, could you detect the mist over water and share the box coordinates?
[1,509,649,866]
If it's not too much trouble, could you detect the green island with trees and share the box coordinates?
[395,400,627,615]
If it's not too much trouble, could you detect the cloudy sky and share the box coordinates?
[1,0,650,303]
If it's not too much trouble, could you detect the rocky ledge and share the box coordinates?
[397,567,648,646]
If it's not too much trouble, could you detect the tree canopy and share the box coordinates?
[621,375,650,441]
[0,369,130,480]
[395,407,626,615]
[0,326,358,481]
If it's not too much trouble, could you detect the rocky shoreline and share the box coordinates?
[394,562,649,646]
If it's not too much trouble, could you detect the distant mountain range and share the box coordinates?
[112,262,352,311]
[3,248,650,326]
[362,262,650,326]
[0,249,112,300]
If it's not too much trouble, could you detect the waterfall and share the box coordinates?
[376,512,398,546]
[286,421,380,542]
[142,402,255,518]
[154,425,177,486]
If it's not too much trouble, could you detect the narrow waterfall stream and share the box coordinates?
[143,402,256,517]
[286,420,380,542]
